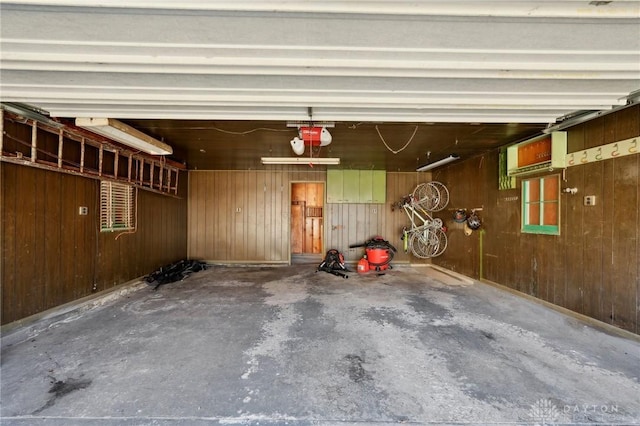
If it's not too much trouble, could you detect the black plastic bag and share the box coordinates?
[145,259,208,290]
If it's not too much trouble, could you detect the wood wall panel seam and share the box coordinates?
[432,105,640,334]
[2,163,187,325]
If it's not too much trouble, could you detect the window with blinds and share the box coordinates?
[100,181,136,232]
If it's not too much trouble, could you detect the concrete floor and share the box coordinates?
[1,265,639,425]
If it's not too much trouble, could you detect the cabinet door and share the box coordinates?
[371,171,387,203]
[326,169,343,203]
[359,170,373,203]
[343,170,360,202]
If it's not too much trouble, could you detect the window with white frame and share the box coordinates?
[521,174,560,235]
[100,181,136,232]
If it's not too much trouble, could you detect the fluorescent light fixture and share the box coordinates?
[75,117,172,155]
[261,157,340,165]
[2,102,64,129]
[416,154,460,172]
[286,121,335,128]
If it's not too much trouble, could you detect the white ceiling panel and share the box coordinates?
[1,0,639,124]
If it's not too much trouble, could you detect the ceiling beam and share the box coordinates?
[4,1,640,18]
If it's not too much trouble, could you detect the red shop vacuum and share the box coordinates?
[350,236,397,272]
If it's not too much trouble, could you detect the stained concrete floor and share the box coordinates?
[1,265,639,425]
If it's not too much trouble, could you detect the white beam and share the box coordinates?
[4,1,640,18]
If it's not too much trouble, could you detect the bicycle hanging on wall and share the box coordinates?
[394,181,449,259]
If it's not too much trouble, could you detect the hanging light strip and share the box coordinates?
[261,157,340,165]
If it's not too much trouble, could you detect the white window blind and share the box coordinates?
[100,181,135,232]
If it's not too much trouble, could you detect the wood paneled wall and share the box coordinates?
[433,105,640,334]
[1,162,187,325]
[326,172,428,264]
[188,170,432,264]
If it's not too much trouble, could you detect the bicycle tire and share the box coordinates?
[409,228,448,258]
[411,183,440,211]
[427,181,450,212]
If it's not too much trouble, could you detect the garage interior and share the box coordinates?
[1,1,640,424]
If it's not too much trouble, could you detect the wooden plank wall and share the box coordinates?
[433,105,640,334]
[188,170,432,264]
[1,162,187,325]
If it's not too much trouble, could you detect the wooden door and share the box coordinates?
[291,182,324,254]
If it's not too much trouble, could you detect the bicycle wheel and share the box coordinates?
[427,181,450,212]
[411,183,440,211]
[430,218,443,229]
[409,228,448,258]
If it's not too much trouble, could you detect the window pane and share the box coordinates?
[528,178,540,202]
[543,201,558,225]
[543,175,559,202]
[528,203,540,225]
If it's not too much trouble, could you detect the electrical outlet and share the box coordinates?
[584,196,596,206]
[371,208,377,214]
[78,206,88,215]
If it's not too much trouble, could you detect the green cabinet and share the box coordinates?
[326,170,386,203]
[343,170,360,202]
[326,170,344,203]
[359,170,374,203]
[371,171,386,203]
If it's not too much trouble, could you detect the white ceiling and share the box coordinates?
[1,1,639,124]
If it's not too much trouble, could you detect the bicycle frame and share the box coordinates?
[402,201,437,232]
